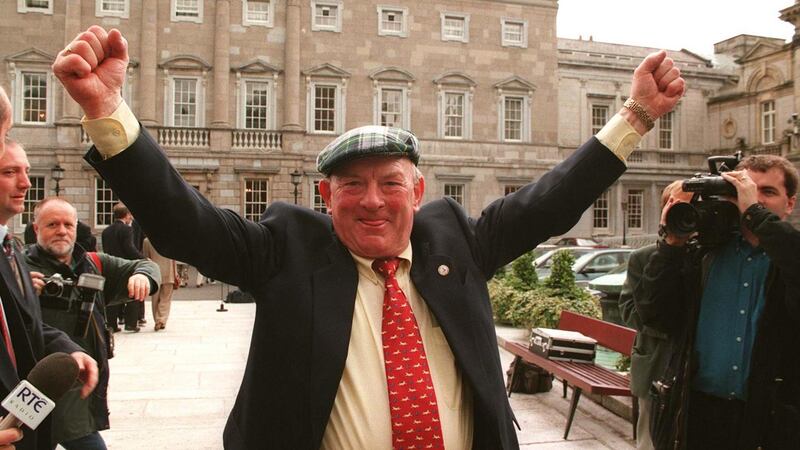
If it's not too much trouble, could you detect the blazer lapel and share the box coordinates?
[309,241,359,429]
[0,254,32,391]
[410,245,491,401]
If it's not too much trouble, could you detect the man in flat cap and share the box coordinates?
[53,26,684,449]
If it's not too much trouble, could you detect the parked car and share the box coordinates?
[536,248,633,287]
[587,261,629,325]
[535,237,607,256]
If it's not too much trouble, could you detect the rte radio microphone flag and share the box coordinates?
[0,352,79,430]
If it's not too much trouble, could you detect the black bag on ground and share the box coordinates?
[506,358,553,394]
[225,289,255,303]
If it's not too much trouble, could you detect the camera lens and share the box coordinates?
[42,282,63,297]
[665,202,699,236]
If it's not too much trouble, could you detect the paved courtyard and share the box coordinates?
[93,287,634,449]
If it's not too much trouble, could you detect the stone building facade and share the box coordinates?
[3,0,794,246]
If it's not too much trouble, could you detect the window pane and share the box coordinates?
[503,21,523,43]
[27,0,50,8]
[504,97,522,140]
[443,16,464,39]
[95,178,119,226]
[659,111,673,149]
[101,0,126,12]
[626,189,643,229]
[591,105,608,135]
[504,185,522,196]
[173,78,197,127]
[315,5,338,27]
[22,176,46,225]
[244,179,269,221]
[444,93,464,137]
[380,88,403,127]
[444,183,464,205]
[381,10,403,32]
[175,0,199,17]
[247,0,270,23]
[313,181,327,213]
[593,190,609,229]
[314,85,336,132]
[245,81,269,129]
[22,72,48,123]
[762,101,775,144]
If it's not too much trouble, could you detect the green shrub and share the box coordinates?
[489,249,600,329]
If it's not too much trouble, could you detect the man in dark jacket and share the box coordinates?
[54,25,684,450]
[101,203,144,332]
[25,197,159,450]
[0,91,98,450]
[636,155,799,449]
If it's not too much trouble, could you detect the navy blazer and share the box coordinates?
[0,239,82,450]
[87,129,625,449]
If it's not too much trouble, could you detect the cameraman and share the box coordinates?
[635,155,799,449]
[24,198,160,450]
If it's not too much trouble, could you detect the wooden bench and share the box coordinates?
[499,310,638,440]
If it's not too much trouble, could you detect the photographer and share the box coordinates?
[634,155,800,449]
[24,198,159,450]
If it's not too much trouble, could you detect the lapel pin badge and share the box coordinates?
[437,265,450,276]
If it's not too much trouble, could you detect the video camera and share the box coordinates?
[664,152,743,248]
[41,273,105,337]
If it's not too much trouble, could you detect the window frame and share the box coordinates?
[312,180,327,213]
[171,0,203,23]
[94,177,119,228]
[242,178,270,222]
[307,81,344,134]
[311,0,342,32]
[373,85,410,129]
[238,78,275,130]
[96,0,129,18]
[166,76,204,127]
[440,12,469,43]
[626,189,644,231]
[15,69,52,126]
[18,175,46,229]
[377,5,408,37]
[242,0,274,27]
[437,89,472,140]
[499,94,531,142]
[592,189,610,231]
[501,18,527,48]
[658,110,674,150]
[591,103,610,136]
[443,183,465,206]
[761,100,776,145]
[17,0,53,14]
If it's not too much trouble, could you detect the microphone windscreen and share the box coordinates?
[26,353,80,402]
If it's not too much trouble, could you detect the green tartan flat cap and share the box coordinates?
[316,125,420,175]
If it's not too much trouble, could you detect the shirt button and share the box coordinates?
[732,365,739,371]
[736,337,742,342]
[743,282,749,287]
[740,309,746,315]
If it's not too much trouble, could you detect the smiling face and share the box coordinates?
[0,142,31,225]
[319,156,424,259]
[748,167,796,220]
[35,200,78,264]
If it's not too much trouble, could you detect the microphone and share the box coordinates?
[0,352,79,430]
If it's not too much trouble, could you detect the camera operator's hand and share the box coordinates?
[660,195,693,247]
[127,273,151,301]
[70,351,98,399]
[29,271,44,296]
[721,170,758,214]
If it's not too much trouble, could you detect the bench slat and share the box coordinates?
[558,310,636,355]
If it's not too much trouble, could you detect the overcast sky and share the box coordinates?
[557,0,796,58]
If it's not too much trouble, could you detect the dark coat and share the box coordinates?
[635,205,800,449]
[0,238,83,450]
[101,220,143,260]
[23,244,160,444]
[85,128,626,449]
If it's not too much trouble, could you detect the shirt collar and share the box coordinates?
[349,243,414,284]
[0,224,9,243]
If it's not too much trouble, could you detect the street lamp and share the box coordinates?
[51,163,65,196]
[620,200,628,247]
[290,169,302,204]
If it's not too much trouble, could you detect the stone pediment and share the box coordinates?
[369,67,415,83]
[493,76,536,92]
[5,48,55,64]
[158,55,212,71]
[739,41,783,62]
[232,59,282,74]
[302,63,350,79]
[433,71,476,87]
[746,65,786,92]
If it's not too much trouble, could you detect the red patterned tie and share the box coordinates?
[373,258,444,450]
